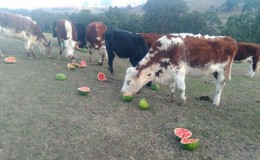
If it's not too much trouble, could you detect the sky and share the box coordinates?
[0,0,148,9]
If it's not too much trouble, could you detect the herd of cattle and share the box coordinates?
[0,10,259,106]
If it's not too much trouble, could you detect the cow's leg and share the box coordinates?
[212,71,225,107]
[108,53,115,75]
[249,55,260,78]
[174,74,187,105]
[247,60,254,78]
[24,41,32,57]
[169,81,176,102]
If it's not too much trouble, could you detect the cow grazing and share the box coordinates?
[53,19,79,60]
[139,33,163,49]
[234,42,260,78]
[121,34,238,107]
[75,23,86,48]
[0,10,51,58]
[85,22,107,64]
[105,29,149,75]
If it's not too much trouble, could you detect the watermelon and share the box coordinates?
[97,72,107,81]
[122,95,134,102]
[5,57,16,63]
[150,83,160,91]
[78,60,87,68]
[71,62,80,67]
[139,98,149,110]
[67,63,76,70]
[56,74,66,81]
[78,87,90,96]
[180,138,200,151]
[174,128,192,141]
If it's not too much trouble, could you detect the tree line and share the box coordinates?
[1,0,260,43]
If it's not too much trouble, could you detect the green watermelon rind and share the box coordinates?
[150,83,159,91]
[56,74,67,81]
[180,138,200,151]
[174,128,192,141]
[122,95,134,102]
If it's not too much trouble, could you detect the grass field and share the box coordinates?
[0,34,259,160]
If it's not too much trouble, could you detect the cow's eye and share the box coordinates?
[127,80,131,85]
[147,73,151,76]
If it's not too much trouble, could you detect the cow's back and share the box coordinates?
[0,10,45,41]
[140,33,163,49]
[235,42,260,61]
[105,29,148,59]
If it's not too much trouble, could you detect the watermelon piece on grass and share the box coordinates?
[5,57,16,63]
[97,72,107,81]
[174,128,192,141]
[180,138,200,151]
[78,86,90,96]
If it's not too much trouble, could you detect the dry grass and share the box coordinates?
[0,34,259,160]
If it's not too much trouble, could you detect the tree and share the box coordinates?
[143,0,189,33]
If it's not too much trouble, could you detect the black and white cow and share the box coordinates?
[0,10,51,58]
[121,34,238,107]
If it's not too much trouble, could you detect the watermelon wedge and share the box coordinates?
[5,57,16,63]
[97,72,107,81]
[174,128,192,141]
[78,86,90,96]
[78,60,87,68]
[180,138,200,151]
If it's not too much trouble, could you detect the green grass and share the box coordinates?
[0,34,259,159]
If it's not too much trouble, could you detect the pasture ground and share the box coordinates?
[0,34,259,160]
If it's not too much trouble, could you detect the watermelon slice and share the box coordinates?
[180,138,200,151]
[78,60,87,68]
[174,128,192,141]
[5,57,16,63]
[78,86,90,96]
[97,72,107,81]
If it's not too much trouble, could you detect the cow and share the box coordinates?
[53,19,80,60]
[85,22,107,64]
[0,10,51,58]
[105,29,149,74]
[234,42,260,78]
[75,23,86,48]
[121,33,238,107]
[139,33,164,49]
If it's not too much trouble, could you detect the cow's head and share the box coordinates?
[62,39,78,59]
[39,40,52,57]
[121,67,155,96]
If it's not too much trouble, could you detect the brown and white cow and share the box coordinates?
[139,33,164,49]
[85,22,107,64]
[234,42,260,78]
[54,19,79,60]
[121,33,238,107]
[0,10,51,58]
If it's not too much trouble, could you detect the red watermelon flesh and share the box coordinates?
[174,128,192,141]
[5,57,16,63]
[98,72,107,81]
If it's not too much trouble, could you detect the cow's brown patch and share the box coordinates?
[85,22,107,49]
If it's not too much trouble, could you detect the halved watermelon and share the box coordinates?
[78,60,87,68]
[5,57,16,63]
[174,128,192,141]
[180,138,200,151]
[97,72,107,81]
[67,63,76,70]
[78,86,90,96]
